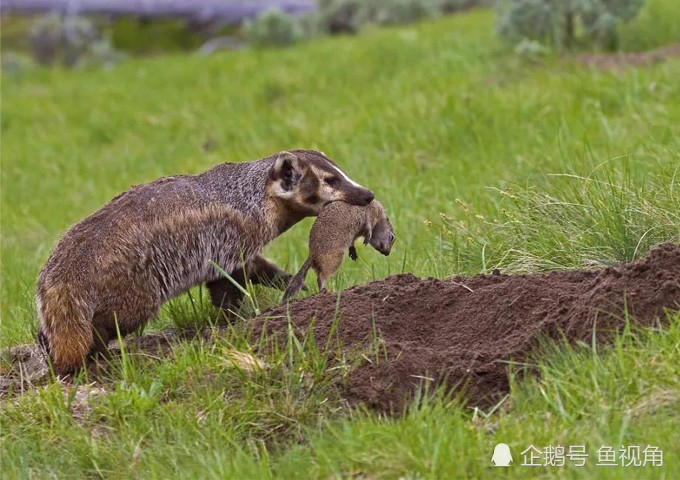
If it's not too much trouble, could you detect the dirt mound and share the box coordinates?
[575,43,680,70]
[255,244,680,412]
[4,245,679,412]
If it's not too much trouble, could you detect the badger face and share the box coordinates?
[268,150,374,216]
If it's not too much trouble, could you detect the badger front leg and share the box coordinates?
[207,268,247,313]
[207,255,296,312]
[246,255,294,289]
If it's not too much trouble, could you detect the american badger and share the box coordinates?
[37,150,374,374]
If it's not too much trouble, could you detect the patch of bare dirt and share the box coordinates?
[1,329,264,398]
[0,331,181,396]
[575,43,680,69]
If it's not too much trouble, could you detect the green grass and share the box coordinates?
[2,0,680,477]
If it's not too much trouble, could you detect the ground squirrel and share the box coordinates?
[37,150,374,374]
[281,200,395,302]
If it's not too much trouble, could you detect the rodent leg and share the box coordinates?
[316,274,327,292]
[348,245,358,261]
[315,251,345,293]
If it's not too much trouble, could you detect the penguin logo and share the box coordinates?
[491,443,513,467]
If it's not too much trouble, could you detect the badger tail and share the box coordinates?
[281,259,312,304]
[37,284,93,374]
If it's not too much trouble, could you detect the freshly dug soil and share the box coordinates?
[4,245,679,413]
[254,244,680,412]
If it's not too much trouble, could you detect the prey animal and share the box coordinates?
[281,200,395,303]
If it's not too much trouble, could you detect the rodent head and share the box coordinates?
[267,150,374,217]
[365,201,395,256]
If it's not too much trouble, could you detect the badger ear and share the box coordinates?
[270,151,304,191]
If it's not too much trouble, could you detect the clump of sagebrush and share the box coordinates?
[243,8,304,47]
[440,166,680,273]
[29,14,121,68]
[439,0,492,13]
[296,11,326,39]
[496,0,646,51]
[0,51,35,75]
[316,0,442,34]
[316,0,362,33]
[513,37,550,62]
[356,0,441,26]
[248,0,479,43]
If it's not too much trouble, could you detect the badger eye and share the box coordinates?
[324,177,340,187]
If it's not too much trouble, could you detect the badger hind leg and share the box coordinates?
[37,285,94,375]
[89,312,145,361]
[89,312,124,359]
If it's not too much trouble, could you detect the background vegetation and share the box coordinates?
[2,0,679,477]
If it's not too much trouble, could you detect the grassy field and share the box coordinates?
[2,0,680,477]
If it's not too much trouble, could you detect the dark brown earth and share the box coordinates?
[4,244,680,414]
[575,43,680,69]
[254,243,680,412]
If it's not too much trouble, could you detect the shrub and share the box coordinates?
[496,0,646,50]
[1,51,34,75]
[316,0,363,33]
[316,0,441,34]
[513,37,550,61]
[357,0,441,27]
[438,0,492,13]
[29,14,120,68]
[296,11,326,39]
[579,0,646,49]
[243,8,304,47]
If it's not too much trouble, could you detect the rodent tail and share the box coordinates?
[281,259,312,304]
[37,284,93,374]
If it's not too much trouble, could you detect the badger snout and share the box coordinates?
[344,187,374,206]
